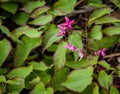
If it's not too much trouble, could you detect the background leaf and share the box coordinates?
[12,25,42,40]
[88,36,119,50]
[43,24,61,51]
[110,86,119,94]
[53,0,77,14]
[50,67,70,91]
[12,12,29,25]
[94,15,120,24]
[62,66,93,92]
[0,1,18,14]
[30,83,53,94]
[14,36,42,67]
[0,39,12,67]
[53,41,67,72]
[102,26,120,36]
[7,65,33,79]
[29,15,52,25]
[98,70,113,89]
[21,1,45,13]
[0,25,11,36]
[89,25,102,40]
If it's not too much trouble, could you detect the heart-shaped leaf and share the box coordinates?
[98,70,113,89]
[62,66,93,92]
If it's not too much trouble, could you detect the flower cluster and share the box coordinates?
[96,48,108,57]
[57,16,75,37]
[57,16,108,61]
[64,43,84,61]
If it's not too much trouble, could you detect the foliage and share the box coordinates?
[0,0,120,93]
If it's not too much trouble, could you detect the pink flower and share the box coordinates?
[57,25,66,36]
[57,16,75,37]
[78,49,84,61]
[60,16,75,31]
[96,48,108,57]
[64,43,79,52]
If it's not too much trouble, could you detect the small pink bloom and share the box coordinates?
[60,16,75,31]
[57,25,66,36]
[78,49,84,61]
[64,43,79,52]
[96,48,108,57]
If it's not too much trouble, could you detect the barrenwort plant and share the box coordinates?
[0,0,120,94]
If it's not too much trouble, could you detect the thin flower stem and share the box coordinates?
[104,53,120,58]
[75,0,84,7]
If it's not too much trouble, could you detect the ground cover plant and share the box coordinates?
[0,0,120,94]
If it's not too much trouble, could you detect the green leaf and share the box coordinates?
[0,1,18,14]
[29,76,40,85]
[7,65,33,79]
[12,25,42,40]
[88,0,104,7]
[68,32,83,49]
[30,83,53,94]
[66,56,98,69]
[14,36,42,67]
[43,24,61,51]
[102,26,120,36]
[110,0,120,9]
[98,70,113,89]
[12,12,29,25]
[53,41,67,71]
[100,89,108,94]
[89,7,113,22]
[94,15,120,24]
[53,0,77,14]
[0,68,7,75]
[30,6,50,18]
[29,15,52,26]
[0,75,6,83]
[51,67,70,91]
[7,77,25,92]
[62,66,93,92]
[21,1,45,13]
[88,7,113,26]
[0,25,11,36]
[28,61,52,71]
[110,86,119,94]
[89,25,102,40]
[93,84,99,94]
[88,36,119,50]
[98,61,112,70]
[0,39,12,67]
[40,73,51,85]
[68,32,83,61]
